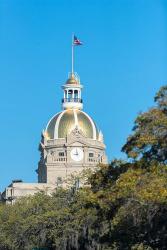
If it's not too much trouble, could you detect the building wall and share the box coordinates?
[3,183,56,205]
[38,127,108,185]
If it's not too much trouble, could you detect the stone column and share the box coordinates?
[83,147,88,164]
[72,89,74,99]
[66,146,71,164]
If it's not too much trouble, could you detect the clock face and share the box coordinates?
[70,147,84,162]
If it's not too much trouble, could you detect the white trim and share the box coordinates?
[73,109,78,127]
[54,110,66,139]
[45,111,62,131]
[62,84,83,89]
[62,102,83,110]
[45,110,98,141]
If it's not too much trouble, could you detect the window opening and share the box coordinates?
[59,152,64,157]
[89,153,94,157]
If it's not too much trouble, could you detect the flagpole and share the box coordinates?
[72,34,74,74]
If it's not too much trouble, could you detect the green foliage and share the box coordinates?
[154,85,167,111]
[1,85,167,249]
[122,86,167,165]
[1,164,167,249]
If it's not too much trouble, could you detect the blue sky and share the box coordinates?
[0,0,167,191]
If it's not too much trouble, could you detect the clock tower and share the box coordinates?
[37,71,108,185]
[37,35,108,185]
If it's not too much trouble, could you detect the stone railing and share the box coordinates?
[62,98,83,103]
[54,157,67,162]
[88,158,101,163]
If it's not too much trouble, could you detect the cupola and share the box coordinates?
[62,72,83,110]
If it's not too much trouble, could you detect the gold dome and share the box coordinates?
[65,73,79,85]
[46,109,99,140]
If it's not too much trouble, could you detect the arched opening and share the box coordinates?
[74,90,78,100]
[68,89,73,100]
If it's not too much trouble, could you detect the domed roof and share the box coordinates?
[45,109,99,140]
[65,73,79,85]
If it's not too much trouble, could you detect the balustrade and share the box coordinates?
[54,157,67,162]
[62,98,82,103]
[88,158,101,163]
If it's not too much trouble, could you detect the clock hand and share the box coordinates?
[73,151,78,156]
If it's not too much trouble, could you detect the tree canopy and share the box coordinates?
[122,86,167,165]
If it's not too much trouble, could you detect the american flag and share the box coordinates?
[73,35,83,46]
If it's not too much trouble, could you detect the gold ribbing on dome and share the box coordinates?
[65,73,79,85]
[46,109,98,139]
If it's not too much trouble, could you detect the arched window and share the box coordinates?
[68,89,73,100]
[74,90,78,100]
[89,153,94,157]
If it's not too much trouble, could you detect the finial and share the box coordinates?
[66,73,79,85]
